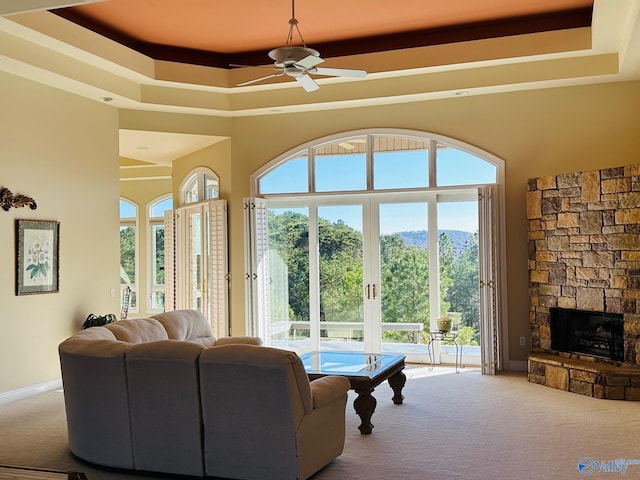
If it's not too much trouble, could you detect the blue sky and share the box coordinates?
[263,148,495,233]
[120,148,495,234]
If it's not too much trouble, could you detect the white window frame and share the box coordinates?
[147,195,172,313]
[180,167,220,205]
[120,197,139,315]
[247,128,508,371]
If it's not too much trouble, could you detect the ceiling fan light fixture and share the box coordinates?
[235,0,367,91]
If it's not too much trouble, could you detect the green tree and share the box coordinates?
[445,233,480,342]
[155,226,165,284]
[438,233,456,317]
[120,226,136,284]
[267,210,310,321]
[319,218,363,323]
[380,234,429,342]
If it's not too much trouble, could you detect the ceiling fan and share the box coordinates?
[236,0,367,92]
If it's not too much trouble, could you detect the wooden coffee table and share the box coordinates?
[301,351,406,434]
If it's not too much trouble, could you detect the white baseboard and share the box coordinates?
[0,378,62,405]
[508,360,528,371]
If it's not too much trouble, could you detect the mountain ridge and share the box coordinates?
[396,229,474,254]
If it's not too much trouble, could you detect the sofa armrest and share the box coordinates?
[214,336,263,346]
[310,376,350,409]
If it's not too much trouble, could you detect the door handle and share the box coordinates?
[365,284,377,300]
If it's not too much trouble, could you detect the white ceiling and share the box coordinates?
[119,130,227,165]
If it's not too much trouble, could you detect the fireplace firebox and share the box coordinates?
[550,307,624,361]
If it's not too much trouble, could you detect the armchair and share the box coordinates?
[199,344,350,480]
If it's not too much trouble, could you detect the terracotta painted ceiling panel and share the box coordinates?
[54,0,593,67]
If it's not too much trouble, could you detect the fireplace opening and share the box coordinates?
[550,307,624,361]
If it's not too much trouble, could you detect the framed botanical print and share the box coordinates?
[16,219,59,295]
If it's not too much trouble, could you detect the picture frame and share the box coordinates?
[16,219,59,295]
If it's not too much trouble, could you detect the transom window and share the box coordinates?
[182,168,219,205]
[255,133,497,195]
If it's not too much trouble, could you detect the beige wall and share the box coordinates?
[224,80,640,364]
[0,71,120,393]
[3,72,639,395]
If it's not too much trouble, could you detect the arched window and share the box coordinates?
[247,129,505,374]
[181,168,219,205]
[148,195,173,312]
[255,133,497,194]
[120,198,138,313]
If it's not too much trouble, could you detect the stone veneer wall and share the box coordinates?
[527,164,640,366]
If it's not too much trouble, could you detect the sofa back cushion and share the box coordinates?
[58,333,135,468]
[152,310,215,345]
[126,340,206,476]
[199,345,312,479]
[105,317,169,343]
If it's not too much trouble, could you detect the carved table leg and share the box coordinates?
[353,388,377,434]
[388,370,406,405]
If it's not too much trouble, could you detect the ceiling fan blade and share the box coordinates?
[296,73,319,92]
[312,67,367,78]
[236,71,283,87]
[295,55,324,69]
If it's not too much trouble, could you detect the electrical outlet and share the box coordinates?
[110,288,115,298]
[519,336,526,346]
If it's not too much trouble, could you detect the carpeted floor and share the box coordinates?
[1,366,639,479]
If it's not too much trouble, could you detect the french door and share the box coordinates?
[165,199,229,338]
[246,191,490,362]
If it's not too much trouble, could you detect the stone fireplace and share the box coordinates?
[527,164,640,400]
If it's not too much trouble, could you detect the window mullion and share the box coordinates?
[429,139,437,188]
[366,134,374,190]
[308,148,315,193]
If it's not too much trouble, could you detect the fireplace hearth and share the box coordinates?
[550,307,623,361]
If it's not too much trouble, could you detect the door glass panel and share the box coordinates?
[189,211,202,312]
[318,205,364,350]
[438,200,481,360]
[267,207,311,350]
[379,203,429,352]
[373,136,429,189]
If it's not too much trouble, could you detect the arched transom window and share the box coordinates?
[255,133,497,195]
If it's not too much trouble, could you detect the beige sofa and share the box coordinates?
[58,310,350,479]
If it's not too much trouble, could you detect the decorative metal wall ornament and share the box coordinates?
[1,187,37,211]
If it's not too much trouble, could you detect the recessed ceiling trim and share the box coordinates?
[0,0,102,16]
